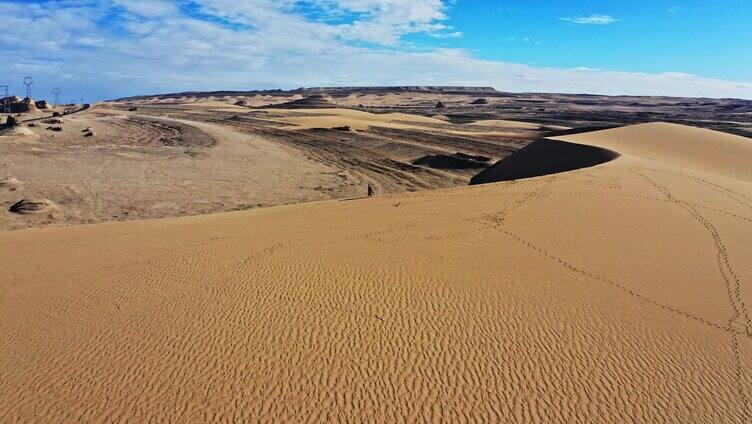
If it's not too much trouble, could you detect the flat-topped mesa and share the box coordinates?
[301,86,501,96]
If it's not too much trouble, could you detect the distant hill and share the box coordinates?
[113,86,504,102]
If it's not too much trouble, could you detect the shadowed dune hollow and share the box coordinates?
[470,138,620,184]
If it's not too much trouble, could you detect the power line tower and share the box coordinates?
[52,87,61,106]
[0,85,9,113]
[23,76,33,99]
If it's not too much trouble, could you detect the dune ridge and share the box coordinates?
[472,121,752,184]
[1,122,751,422]
[551,122,752,182]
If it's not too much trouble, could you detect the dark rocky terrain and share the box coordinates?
[117,86,752,137]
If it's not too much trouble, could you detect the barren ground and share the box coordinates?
[1,96,542,230]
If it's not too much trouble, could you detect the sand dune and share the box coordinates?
[2,103,528,230]
[552,122,752,182]
[0,108,354,230]
[262,108,546,139]
[1,123,751,422]
[115,88,752,139]
[266,107,450,131]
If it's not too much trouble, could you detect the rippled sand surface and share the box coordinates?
[2,123,751,422]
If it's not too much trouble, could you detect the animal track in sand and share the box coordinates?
[631,167,750,421]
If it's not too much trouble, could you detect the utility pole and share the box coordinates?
[23,76,33,99]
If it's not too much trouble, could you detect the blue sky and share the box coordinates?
[436,0,752,82]
[2,0,751,101]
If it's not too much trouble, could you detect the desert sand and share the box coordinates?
[552,122,752,182]
[1,102,534,230]
[0,107,352,230]
[2,121,751,422]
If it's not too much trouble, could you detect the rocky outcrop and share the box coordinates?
[6,98,37,113]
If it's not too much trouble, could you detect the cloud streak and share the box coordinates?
[560,14,618,25]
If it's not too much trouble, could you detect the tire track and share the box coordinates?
[47,153,100,222]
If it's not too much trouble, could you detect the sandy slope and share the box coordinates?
[262,108,449,131]
[552,122,752,182]
[263,108,547,138]
[2,104,531,230]
[0,109,357,230]
[2,123,751,422]
[470,119,569,132]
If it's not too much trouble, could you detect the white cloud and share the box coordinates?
[1,1,750,100]
[113,0,178,17]
[560,14,618,25]
[428,31,462,38]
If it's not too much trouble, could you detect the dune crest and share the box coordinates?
[472,122,752,184]
[552,122,752,182]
